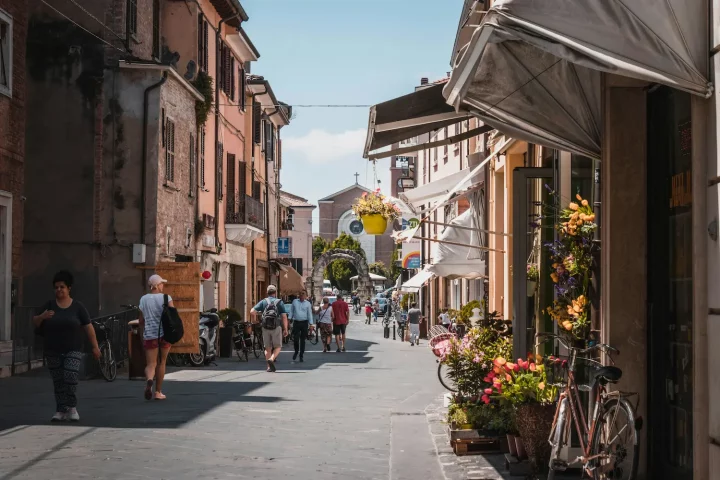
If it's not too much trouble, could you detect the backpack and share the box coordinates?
[262,298,282,330]
[161,294,185,344]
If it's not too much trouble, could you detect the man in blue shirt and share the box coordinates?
[289,290,314,362]
[251,285,288,372]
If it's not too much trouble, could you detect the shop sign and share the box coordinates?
[401,216,421,269]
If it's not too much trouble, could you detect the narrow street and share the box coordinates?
[0,313,455,480]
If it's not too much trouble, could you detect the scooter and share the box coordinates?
[189,309,219,367]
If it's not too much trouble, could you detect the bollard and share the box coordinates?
[392,322,396,340]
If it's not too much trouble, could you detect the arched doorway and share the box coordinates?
[307,249,373,302]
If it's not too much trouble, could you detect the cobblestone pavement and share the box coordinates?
[0,313,461,480]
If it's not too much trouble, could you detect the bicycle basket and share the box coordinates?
[545,354,604,391]
[92,320,108,342]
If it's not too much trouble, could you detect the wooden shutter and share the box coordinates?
[217,142,223,200]
[200,128,205,187]
[252,102,261,144]
[166,120,175,182]
[230,56,235,101]
[264,120,273,157]
[226,153,236,218]
[189,133,196,196]
[197,14,204,71]
[150,262,201,354]
[240,67,246,110]
[203,20,209,72]
[238,161,247,196]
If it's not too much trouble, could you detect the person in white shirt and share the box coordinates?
[439,309,451,329]
[289,291,314,362]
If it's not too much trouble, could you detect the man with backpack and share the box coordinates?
[251,285,288,372]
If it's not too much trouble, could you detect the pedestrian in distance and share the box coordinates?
[372,299,379,323]
[439,308,451,330]
[289,291,314,363]
[251,285,288,372]
[138,274,173,401]
[32,270,100,422]
[317,297,334,352]
[407,302,423,346]
[364,302,373,325]
[331,293,350,352]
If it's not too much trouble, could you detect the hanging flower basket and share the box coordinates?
[526,280,537,297]
[352,189,400,236]
[361,214,388,235]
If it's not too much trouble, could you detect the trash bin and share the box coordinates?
[128,320,146,380]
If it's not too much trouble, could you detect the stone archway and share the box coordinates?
[306,249,373,303]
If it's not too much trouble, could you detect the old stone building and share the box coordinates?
[0,0,26,344]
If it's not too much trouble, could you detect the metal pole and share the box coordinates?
[392,321,396,340]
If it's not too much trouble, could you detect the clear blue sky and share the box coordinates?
[242,0,462,231]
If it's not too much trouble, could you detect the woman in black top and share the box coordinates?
[32,271,100,422]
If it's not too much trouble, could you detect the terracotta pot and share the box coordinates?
[506,434,518,457]
[516,403,556,472]
[514,436,527,460]
[361,214,388,235]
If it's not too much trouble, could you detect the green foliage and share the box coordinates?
[323,234,365,291]
[388,247,402,283]
[192,72,214,126]
[217,308,242,327]
[489,357,556,406]
[312,236,328,264]
[447,401,517,433]
[369,261,390,279]
[448,300,483,325]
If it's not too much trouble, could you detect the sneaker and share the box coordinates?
[336,348,341,353]
[268,359,276,372]
[51,412,66,422]
[299,357,304,363]
[410,342,414,346]
[292,352,298,361]
[342,347,346,352]
[67,408,80,422]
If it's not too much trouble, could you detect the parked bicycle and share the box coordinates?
[92,319,117,382]
[232,321,253,362]
[538,333,641,480]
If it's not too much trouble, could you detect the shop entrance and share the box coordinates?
[647,86,693,479]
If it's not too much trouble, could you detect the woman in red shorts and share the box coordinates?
[138,274,174,401]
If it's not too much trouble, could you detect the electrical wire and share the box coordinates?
[40,0,127,54]
[66,0,127,45]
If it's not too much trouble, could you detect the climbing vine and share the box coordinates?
[192,71,214,126]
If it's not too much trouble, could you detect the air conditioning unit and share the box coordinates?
[202,235,215,248]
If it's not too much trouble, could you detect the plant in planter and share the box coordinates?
[526,263,539,297]
[488,356,556,472]
[217,308,242,358]
[544,192,598,342]
[351,189,401,235]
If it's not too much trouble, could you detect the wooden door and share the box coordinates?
[152,262,201,354]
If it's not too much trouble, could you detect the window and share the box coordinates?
[219,42,235,100]
[217,142,223,200]
[127,0,137,37]
[252,180,261,200]
[199,128,206,188]
[197,14,208,72]
[152,0,160,58]
[252,102,262,144]
[264,120,275,160]
[189,133,196,197]
[226,153,235,219]
[0,8,12,97]
[165,119,175,183]
[239,66,246,110]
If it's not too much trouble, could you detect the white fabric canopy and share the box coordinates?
[401,168,481,210]
[444,0,710,159]
[350,273,387,281]
[401,268,435,292]
[427,207,487,280]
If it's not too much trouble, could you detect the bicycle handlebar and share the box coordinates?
[534,332,620,357]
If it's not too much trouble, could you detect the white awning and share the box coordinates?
[350,273,387,281]
[401,168,482,210]
[401,268,435,292]
[427,208,487,280]
[444,0,710,159]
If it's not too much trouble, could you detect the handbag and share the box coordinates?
[160,294,185,344]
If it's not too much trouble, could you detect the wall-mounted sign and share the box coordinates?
[349,220,364,235]
[277,237,293,257]
[401,215,421,269]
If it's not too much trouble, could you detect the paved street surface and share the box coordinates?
[0,312,491,480]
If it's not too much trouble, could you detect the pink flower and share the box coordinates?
[483,376,490,383]
[375,188,381,193]
[473,355,481,364]
[529,363,537,371]
[481,395,490,404]
[494,357,507,367]
[487,371,496,379]
[538,382,546,390]
[484,388,493,395]
[506,374,512,382]
[362,192,367,198]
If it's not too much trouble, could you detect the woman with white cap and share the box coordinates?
[138,274,174,400]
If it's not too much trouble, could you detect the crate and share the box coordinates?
[448,424,505,456]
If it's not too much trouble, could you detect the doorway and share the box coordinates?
[647,86,693,479]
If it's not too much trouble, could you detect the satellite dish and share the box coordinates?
[184,60,197,80]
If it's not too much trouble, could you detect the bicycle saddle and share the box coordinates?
[593,366,622,385]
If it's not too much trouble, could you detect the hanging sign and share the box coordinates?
[401,216,421,269]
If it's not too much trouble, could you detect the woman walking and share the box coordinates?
[317,297,333,353]
[33,270,100,422]
[138,274,173,400]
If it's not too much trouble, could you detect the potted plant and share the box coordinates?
[488,356,556,472]
[351,189,401,235]
[526,264,539,297]
[217,308,242,358]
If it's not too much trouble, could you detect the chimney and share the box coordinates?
[447,72,451,77]
[420,77,429,85]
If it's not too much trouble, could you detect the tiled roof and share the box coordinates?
[280,191,315,208]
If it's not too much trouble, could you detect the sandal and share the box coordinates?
[154,392,166,400]
[144,379,153,401]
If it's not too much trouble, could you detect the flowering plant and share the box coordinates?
[351,189,401,221]
[484,355,556,406]
[526,264,539,281]
[545,192,598,340]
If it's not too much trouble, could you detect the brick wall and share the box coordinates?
[0,0,27,287]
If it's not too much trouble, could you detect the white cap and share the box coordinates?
[148,274,168,288]
[267,284,277,293]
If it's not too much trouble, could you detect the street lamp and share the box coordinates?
[397,177,415,191]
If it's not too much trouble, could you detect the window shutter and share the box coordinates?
[166,120,175,183]
[230,56,235,101]
[200,128,206,187]
[189,133,196,196]
[252,102,261,144]
[264,120,273,158]
[203,21,209,72]
[240,67,246,110]
[217,142,223,200]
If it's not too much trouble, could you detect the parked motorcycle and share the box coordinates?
[189,309,220,366]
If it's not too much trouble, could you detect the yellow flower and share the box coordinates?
[569,202,579,211]
[576,194,583,201]
[562,321,573,331]
[582,199,589,207]
[550,273,559,283]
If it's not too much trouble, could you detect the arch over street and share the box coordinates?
[307,249,373,302]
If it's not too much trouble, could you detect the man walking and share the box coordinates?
[331,293,350,352]
[407,302,423,346]
[251,285,288,372]
[289,291,313,363]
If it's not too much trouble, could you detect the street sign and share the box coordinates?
[349,220,364,235]
[277,237,292,257]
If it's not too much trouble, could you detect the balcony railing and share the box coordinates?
[226,194,265,231]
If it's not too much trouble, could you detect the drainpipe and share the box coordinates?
[214,13,242,251]
[141,72,168,246]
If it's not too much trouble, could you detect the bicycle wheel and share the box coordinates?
[589,397,640,480]
[236,345,249,362]
[437,362,457,392]
[99,342,117,382]
[547,397,569,479]
[308,327,319,345]
[189,340,206,367]
[252,334,262,358]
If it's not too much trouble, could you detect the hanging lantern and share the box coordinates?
[201,270,212,280]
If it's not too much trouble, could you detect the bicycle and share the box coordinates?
[92,319,117,382]
[396,319,406,342]
[232,321,252,362]
[539,333,641,480]
[252,322,264,358]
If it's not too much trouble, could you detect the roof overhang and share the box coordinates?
[363,82,474,159]
[209,0,249,28]
[226,224,264,246]
[118,61,204,101]
[226,27,260,63]
[248,77,291,126]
